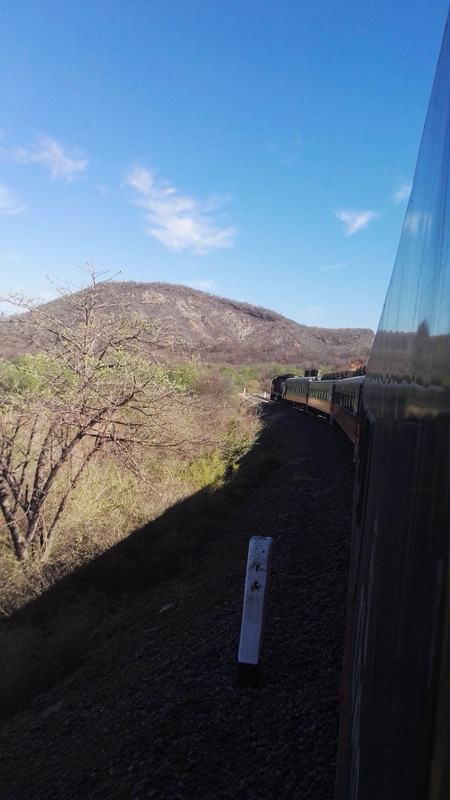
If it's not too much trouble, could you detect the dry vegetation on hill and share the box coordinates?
[0,274,368,734]
[0,273,372,581]
[0,280,373,369]
[0,274,261,575]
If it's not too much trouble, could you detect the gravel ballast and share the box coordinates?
[1,401,354,800]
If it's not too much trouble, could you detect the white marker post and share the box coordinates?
[237,536,273,686]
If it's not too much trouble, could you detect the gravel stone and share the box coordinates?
[1,402,353,800]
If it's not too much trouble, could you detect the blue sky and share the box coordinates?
[0,1,448,332]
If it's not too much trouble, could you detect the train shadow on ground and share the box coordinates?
[0,401,309,720]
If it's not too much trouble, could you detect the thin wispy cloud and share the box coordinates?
[335,209,379,235]
[267,134,302,166]
[124,166,236,254]
[14,135,88,181]
[0,184,26,215]
[404,210,433,236]
[303,305,324,324]
[393,180,412,204]
[96,184,109,196]
[318,261,346,272]
[188,280,215,290]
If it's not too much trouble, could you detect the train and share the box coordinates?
[271,367,366,445]
[275,12,450,799]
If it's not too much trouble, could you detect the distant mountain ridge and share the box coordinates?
[0,281,374,369]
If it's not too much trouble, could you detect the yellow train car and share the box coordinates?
[283,376,311,408]
[306,379,334,417]
[331,375,365,443]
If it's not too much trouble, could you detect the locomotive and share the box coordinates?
[269,372,296,402]
[275,12,450,799]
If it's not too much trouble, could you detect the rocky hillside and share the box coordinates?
[0,281,374,369]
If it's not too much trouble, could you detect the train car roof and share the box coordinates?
[332,375,365,385]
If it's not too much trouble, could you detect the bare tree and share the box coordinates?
[0,269,194,561]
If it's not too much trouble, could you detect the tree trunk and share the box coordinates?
[0,475,28,560]
[13,534,29,561]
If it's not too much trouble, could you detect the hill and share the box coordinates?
[0,281,374,369]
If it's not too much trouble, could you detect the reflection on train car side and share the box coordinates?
[335,11,450,799]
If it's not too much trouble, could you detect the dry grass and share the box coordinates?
[0,395,260,602]
[0,393,261,719]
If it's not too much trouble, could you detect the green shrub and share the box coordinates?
[181,450,226,491]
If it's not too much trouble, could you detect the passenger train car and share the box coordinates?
[334,14,450,800]
[276,370,365,444]
[272,12,450,798]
